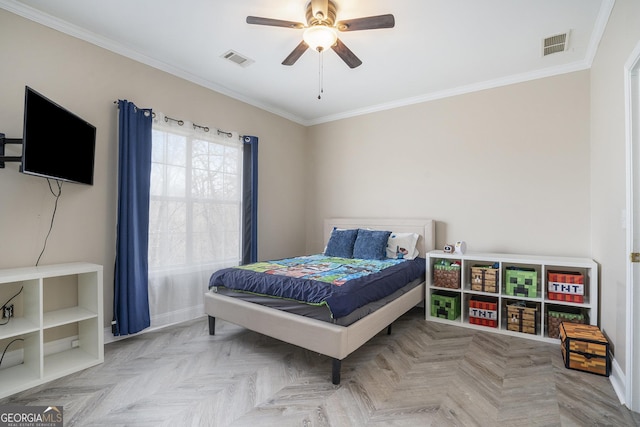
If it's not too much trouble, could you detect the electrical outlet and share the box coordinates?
[3,304,13,319]
[71,339,80,348]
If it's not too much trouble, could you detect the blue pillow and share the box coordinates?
[353,229,392,260]
[324,228,358,258]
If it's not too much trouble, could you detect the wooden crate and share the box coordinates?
[560,322,610,376]
[507,302,538,334]
[470,265,498,293]
[548,271,584,303]
[433,261,461,289]
[468,297,498,328]
[547,309,586,339]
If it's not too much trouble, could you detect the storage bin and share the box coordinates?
[430,291,461,320]
[507,302,539,334]
[505,267,537,297]
[548,271,584,303]
[547,309,586,339]
[470,264,498,293]
[469,297,498,328]
[560,322,610,376]
[433,260,461,289]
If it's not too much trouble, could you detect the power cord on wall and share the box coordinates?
[0,288,24,368]
[0,180,61,368]
[36,179,63,266]
[0,180,63,368]
[0,338,24,368]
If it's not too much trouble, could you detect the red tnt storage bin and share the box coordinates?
[548,271,584,303]
[468,298,498,328]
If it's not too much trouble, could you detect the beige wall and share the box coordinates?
[306,71,591,258]
[0,10,308,328]
[2,2,638,385]
[591,0,640,375]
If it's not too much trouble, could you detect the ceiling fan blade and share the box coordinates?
[331,38,362,69]
[336,14,395,31]
[311,0,329,21]
[282,40,309,66]
[246,16,304,29]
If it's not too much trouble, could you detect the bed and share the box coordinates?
[205,218,435,384]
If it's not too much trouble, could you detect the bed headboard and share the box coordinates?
[324,218,435,258]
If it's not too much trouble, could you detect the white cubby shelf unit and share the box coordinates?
[0,262,104,399]
[426,250,598,343]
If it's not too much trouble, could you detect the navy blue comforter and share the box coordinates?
[208,254,426,319]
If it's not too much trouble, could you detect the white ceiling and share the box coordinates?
[1,0,612,126]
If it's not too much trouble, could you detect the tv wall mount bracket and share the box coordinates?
[0,133,23,168]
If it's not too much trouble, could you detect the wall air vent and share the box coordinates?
[542,31,570,56]
[221,50,254,67]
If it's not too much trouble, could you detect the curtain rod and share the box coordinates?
[114,100,234,138]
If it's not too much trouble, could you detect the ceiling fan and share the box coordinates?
[246,0,395,69]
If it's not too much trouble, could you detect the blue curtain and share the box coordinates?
[242,135,258,264]
[113,100,153,336]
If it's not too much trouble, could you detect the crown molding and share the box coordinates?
[1,0,614,127]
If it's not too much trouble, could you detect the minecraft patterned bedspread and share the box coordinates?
[208,254,425,318]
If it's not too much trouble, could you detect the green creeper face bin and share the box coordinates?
[505,267,538,297]
[430,291,461,320]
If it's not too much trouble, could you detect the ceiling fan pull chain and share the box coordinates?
[318,49,324,100]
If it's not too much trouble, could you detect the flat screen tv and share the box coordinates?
[21,87,96,185]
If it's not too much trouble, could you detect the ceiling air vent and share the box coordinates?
[542,31,570,56]
[221,50,254,67]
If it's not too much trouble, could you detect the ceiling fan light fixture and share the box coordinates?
[303,25,337,52]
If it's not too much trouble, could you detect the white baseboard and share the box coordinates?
[610,355,627,406]
[104,305,205,345]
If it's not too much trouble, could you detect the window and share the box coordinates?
[147,116,242,326]
[149,126,242,271]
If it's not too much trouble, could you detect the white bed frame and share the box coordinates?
[205,218,435,384]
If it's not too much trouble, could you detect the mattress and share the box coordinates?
[212,277,423,326]
[209,254,426,324]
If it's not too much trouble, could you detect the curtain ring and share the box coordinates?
[192,123,210,132]
[164,116,184,126]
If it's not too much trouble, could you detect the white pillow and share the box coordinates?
[386,232,420,260]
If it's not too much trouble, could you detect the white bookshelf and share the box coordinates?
[0,262,103,398]
[426,250,598,343]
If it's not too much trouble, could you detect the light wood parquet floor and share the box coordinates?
[2,308,639,426]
